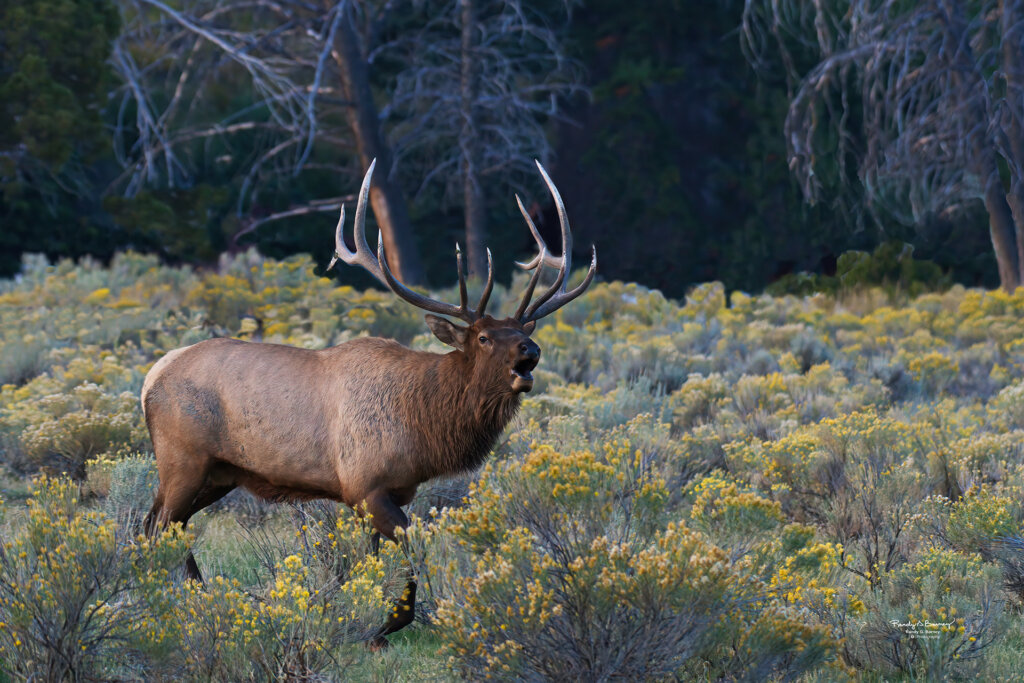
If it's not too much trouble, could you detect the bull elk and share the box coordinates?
[141,159,596,647]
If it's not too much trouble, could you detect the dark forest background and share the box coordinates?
[0,0,1003,298]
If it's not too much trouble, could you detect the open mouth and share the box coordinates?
[510,358,538,392]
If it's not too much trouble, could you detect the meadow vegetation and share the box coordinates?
[2,250,1024,680]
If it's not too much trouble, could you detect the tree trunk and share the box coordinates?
[1005,178,1024,286]
[1000,0,1024,285]
[983,167,1022,291]
[332,3,425,285]
[459,0,488,279]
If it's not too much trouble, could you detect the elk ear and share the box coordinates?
[425,314,468,350]
[522,321,536,335]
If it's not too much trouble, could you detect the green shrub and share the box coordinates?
[420,443,837,681]
[16,387,145,476]
[846,547,1002,679]
[767,241,951,297]
[989,381,1024,431]
[5,252,1024,679]
[0,476,189,681]
[167,551,378,680]
[687,470,784,540]
[935,488,1022,558]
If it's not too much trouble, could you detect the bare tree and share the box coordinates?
[331,1,425,284]
[378,0,585,277]
[743,0,1024,291]
[111,0,425,283]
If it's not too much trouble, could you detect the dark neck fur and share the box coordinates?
[405,351,522,479]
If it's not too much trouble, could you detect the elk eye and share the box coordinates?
[479,335,490,345]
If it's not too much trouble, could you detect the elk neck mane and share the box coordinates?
[396,346,522,478]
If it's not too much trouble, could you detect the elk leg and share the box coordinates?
[362,490,410,541]
[185,483,237,521]
[363,490,416,650]
[180,484,237,582]
[146,473,234,583]
[370,580,417,651]
[146,479,205,580]
[143,491,165,538]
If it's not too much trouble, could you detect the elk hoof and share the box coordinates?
[376,580,416,635]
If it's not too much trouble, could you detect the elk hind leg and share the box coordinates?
[146,469,234,582]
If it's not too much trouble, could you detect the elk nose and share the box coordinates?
[519,340,540,361]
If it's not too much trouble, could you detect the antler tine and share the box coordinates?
[521,162,572,320]
[455,243,468,312]
[377,231,477,324]
[476,248,494,317]
[329,159,479,324]
[527,246,597,321]
[327,204,346,271]
[522,256,568,320]
[513,246,546,320]
[327,159,387,286]
[516,161,597,323]
[535,161,573,276]
[513,195,563,271]
[512,190,568,319]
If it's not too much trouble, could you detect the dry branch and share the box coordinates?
[743,0,1024,290]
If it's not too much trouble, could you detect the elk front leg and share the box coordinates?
[363,490,416,650]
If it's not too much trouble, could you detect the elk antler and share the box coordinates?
[327,158,385,284]
[379,239,493,325]
[330,159,591,326]
[331,159,494,325]
[514,161,597,323]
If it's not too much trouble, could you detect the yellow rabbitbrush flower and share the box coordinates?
[688,471,783,537]
[900,546,984,594]
[436,516,838,681]
[726,428,824,496]
[517,444,617,506]
[9,251,1024,680]
[943,486,1021,555]
[907,351,960,392]
[0,476,189,681]
[767,542,853,609]
[184,274,259,330]
[430,433,837,681]
[172,548,388,679]
[83,287,111,304]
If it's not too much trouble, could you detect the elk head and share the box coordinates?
[328,159,596,394]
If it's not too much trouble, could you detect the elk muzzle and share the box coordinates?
[511,340,540,392]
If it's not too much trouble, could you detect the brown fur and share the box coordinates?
[141,315,538,553]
